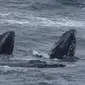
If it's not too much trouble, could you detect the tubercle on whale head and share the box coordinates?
[49,29,76,59]
[0,31,15,55]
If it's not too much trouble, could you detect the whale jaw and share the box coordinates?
[0,31,15,55]
[49,29,76,59]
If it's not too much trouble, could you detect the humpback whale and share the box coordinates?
[0,31,15,55]
[0,31,66,68]
[49,29,76,60]
[0,29,76,68]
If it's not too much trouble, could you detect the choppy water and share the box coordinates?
[0,0,85,85]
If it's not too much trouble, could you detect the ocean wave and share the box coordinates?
[5,0,60,10]
[0,12,85,28]
[4,0,85,10]
[61,0,85,8]
[0,65,33,74]
[27,1,59,10]
[1,18,85,27]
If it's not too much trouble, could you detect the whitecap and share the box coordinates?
[0,12,85,28]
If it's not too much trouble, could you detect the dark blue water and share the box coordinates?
[0,0,85,85]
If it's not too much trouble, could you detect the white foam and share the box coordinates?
[32,50,39,55]
[0,18,85,28]
[31,50,49,59]
[0,12,85,28]
[0,65,29,73]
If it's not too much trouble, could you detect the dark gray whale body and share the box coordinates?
[0,31,15,54]
[49,29,76,60]
[0,60,65,68]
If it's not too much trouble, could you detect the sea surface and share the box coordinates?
[0,0,85,85]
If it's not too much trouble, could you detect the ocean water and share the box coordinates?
[0,0,85,85]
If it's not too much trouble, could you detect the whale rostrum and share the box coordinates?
[49,29,76,59]
[0,31,15,55]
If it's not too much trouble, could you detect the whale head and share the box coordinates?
[0,31,15,54]
[49,29,76,59]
